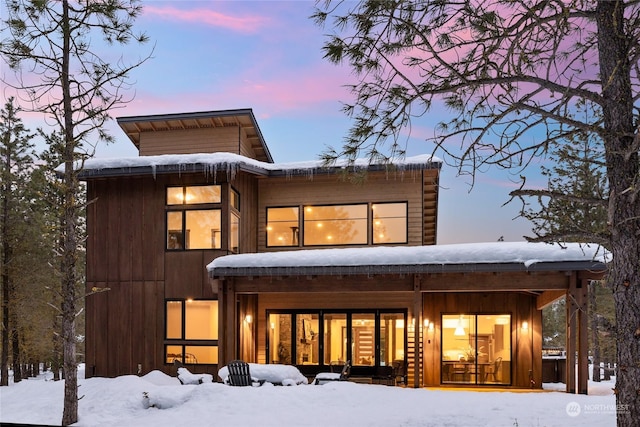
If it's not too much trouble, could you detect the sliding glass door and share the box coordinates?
[441,314,511,385]
[267,310,406,375]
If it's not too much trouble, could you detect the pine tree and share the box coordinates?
[1,2,150,423]
[0,98,35,386]
[512,107,614,381]
[314,3,639,423]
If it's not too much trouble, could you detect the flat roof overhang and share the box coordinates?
[209,261,607,279]
[117,108,273,163]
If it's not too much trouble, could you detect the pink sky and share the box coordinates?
[4,1,538,244]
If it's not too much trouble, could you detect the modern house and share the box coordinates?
[81,109,607,392]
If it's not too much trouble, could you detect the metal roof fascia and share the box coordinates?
[208,261,607,278]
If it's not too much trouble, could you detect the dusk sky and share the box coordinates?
[5,1,543,244]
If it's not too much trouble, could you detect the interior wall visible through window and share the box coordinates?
[165,299,218,364]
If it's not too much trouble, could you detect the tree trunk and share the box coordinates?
[597,2,640,425]
[589,281,601,382]
[60,1,78,424]
[11,327,21,383]
[52,314,62,382]
[1,123,10,387]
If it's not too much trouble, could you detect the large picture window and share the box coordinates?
[165,300,218,364]
[266,202,408,247]
[441,314,511,385]
[304,204,368,246]
[166,185,222,250]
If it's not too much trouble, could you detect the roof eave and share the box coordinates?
[76,162,270,179]
[208,261,608,279]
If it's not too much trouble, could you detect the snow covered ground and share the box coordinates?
[0,364,617,426]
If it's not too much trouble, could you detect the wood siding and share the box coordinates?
[84,171,258,378]
[422,292,543,389]
[256,169,436,250]
[138,126,256,158]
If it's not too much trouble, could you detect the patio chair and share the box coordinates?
[392,360,407,385]
[226,360,265,387]
[314,360,351,385]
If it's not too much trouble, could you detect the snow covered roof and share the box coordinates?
[207,242,609,278]
[73,152,442,179]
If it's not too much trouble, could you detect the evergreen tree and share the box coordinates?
[512,107,614,381]
[0,98,35,386]
[1,2,150,423]
[314,2,639,423]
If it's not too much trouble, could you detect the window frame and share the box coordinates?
[164,298,219,365]
[440,312,512,386]
[371,202,409,244]
[266,206,300,248]
[265,201,409,248]
[165,184,223,251]
[265,309,407,376]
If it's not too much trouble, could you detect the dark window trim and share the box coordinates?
[265,309,407,372]
[164,298,219,365]
[265,205,301,248]
[266,201,409,248]
[371,201,409,245]
[439,312,513,386]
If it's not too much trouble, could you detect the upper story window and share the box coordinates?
[266,202,408,247]
[372,202,408,244]
[229,187,240,253]
[166,185,222,250]
[167,185,221,205]
[267,207,300,247]
[304,204,368,246]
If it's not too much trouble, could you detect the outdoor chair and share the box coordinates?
[314,360,351,385]
[484,357,503,383]
[226,360,265,387]
[392,360,407,385]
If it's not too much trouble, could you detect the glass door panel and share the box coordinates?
[323,314,347,365]
[379,313,405,366]
[296,314,319,365]
[352,313,375,366]
[442,314,511,385]
[477,314,511,385]
[441,314,476,384]
[268,313,292,364]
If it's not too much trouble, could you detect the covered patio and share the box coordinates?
[208,242,608,392]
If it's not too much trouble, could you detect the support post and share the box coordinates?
[566,273,577,393]
[413,275,422,388]
[577,278,589,394]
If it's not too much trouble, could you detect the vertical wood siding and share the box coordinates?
[422,292,542,388]
[85,171,257,377]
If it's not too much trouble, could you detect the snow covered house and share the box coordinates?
[81,109,607,392]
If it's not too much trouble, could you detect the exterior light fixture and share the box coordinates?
[245,314,253,324]
[522,321,529,331]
